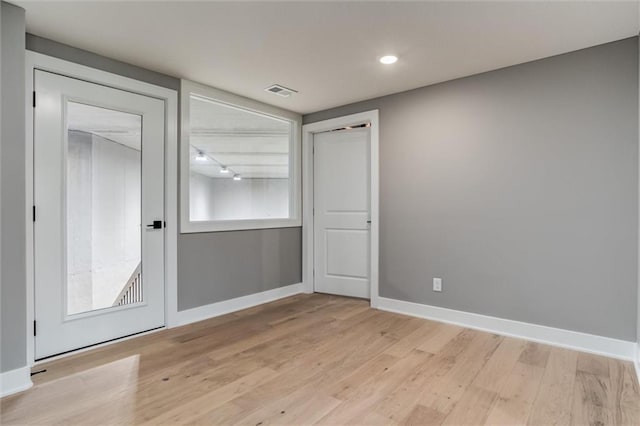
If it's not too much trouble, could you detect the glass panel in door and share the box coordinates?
[66,101,143,315]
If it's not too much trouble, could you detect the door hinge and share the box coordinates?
[33,320,37,336]
[32,91,36,108]
[32,205,36,222]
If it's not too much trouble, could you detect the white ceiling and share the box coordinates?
[16,1,639,114]
[189,95,290,179]
[67,101,142,150]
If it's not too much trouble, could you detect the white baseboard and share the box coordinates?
[1,366,33,398]
[172,283,304,328]
[377,297,636,361]
[635,344,640,385]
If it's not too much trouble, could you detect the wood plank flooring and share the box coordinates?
[1,293,639,425]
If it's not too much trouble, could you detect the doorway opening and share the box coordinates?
[302,110,379,306]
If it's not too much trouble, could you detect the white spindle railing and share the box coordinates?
[113,263,142,306]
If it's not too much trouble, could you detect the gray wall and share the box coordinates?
[177,227,300,309]
[305,38,639,341]
[26,34,302,311]
[178,227,301,310]
[26,35,180,91]
[1,1,27,372]
[16,33,639,343]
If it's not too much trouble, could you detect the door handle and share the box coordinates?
[366,220,372,224]
[146,220,163,229]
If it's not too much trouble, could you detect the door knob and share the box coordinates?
[146,220,163,229]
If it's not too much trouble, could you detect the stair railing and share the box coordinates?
[112,262,142,306]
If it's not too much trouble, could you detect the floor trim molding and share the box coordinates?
[635,344,640,385]
[377,297,636,361]
[1,366,33,398]
[173,283,304,327]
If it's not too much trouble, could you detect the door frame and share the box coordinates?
[25,51,179,366]
[301,110,379,307]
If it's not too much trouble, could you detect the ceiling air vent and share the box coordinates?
[265,84,298,98]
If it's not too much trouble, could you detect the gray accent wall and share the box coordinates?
[26,34,302,313]
[305,38,639,341]
[26,35,180,91]
[177,227,301,309]
[1,1,27,372]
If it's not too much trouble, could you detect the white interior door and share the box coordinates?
[313,127,370,298]
[34,70,165,359]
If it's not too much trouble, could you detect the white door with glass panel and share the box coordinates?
[314,128,370,299]
[34,70,165,359]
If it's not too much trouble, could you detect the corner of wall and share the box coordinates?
[637,29,640,386]
[0,366,32,398]
[636,343,640,384]
[1,0,29,377]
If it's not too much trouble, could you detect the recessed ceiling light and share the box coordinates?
[379,55,398,65]
[195,151,207,161]
[233,174,242,181]
[220,166,230,174]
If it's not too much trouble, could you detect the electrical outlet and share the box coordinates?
[433,278,442,292]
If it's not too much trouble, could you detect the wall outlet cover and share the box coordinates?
[433,278,442,292]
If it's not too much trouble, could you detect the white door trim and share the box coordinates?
[25,51,178,366]
[302,110,379,308]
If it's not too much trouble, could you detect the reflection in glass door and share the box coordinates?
[34,69,166,359]
[66,102,143,315]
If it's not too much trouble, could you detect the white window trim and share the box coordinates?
[180,80,302,233]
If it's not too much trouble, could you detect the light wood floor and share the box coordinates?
[2,294,639,425]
